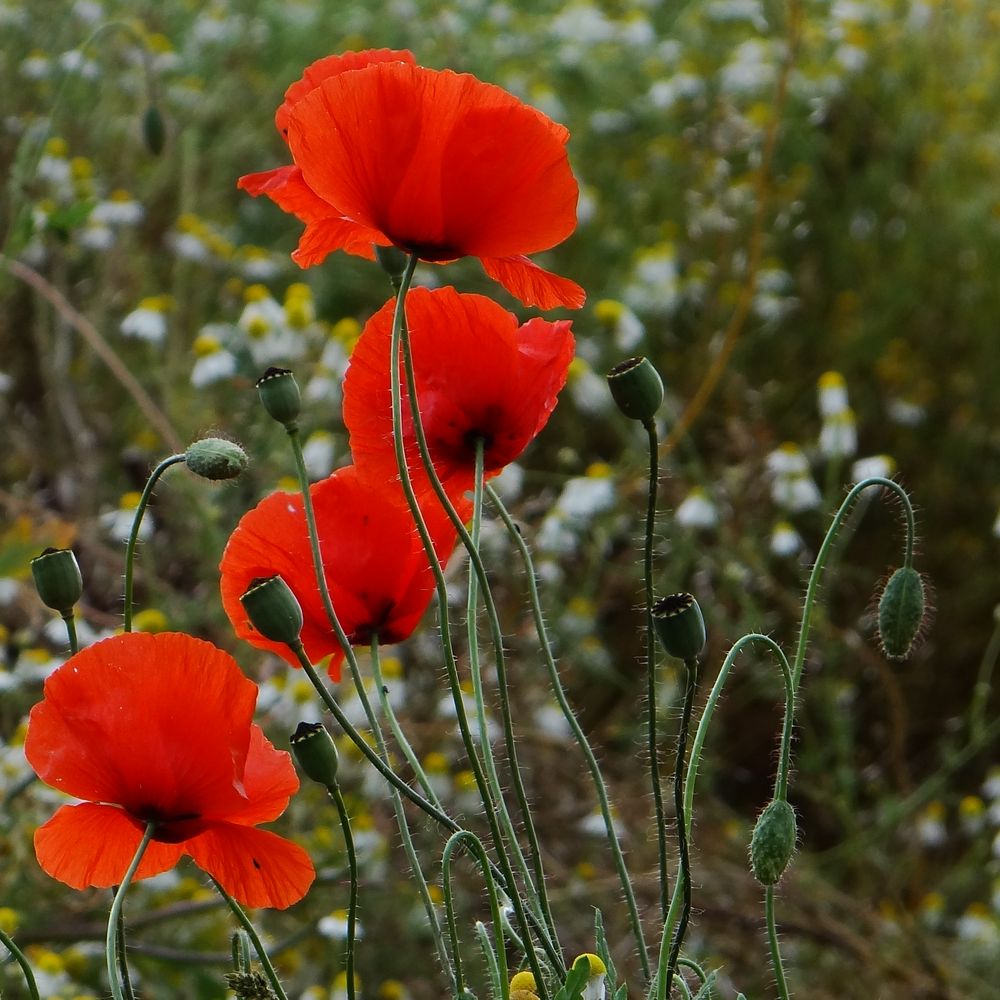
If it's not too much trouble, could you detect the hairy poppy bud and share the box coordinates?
[142,105,166,155]
[291,721,339,787]
[31,548,83,614]
[652,592,706,661]
[223,970,273,999]
[240,575,303,646]
[184,438,249,481]
[606,356,663,423]
[750,799,797,885]
[877,566,926,660]
[256,367,301,428]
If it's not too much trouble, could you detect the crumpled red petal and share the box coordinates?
[480,255,587,310]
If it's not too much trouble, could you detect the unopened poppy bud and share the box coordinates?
[239,575,303,646]
[750,798,797,885]
[291,721,339,787]
[31,548,83,614]
[652,592,706,661]
[607,356,663,423]
[375,245,409,284]
[877,566,927,661]
[256,367,301,428]
[184,438,249,481]
[142,105,166,155]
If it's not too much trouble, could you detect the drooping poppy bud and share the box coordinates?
[750,798,797,885]
[290,721,339,787]
[31,548,83,615]
[375,245,409,285]
[877,566,927,661]
[652,592,706,662]
[240,575,303,647]
[606,356,663,424]
[142,105,166,155]
[256,367,301,429]
[184,438,249,481]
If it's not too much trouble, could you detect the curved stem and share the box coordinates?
[663,658,699,996]
[328,784,359,1000]
[443,830,510,1000]
[0,927,40,1000]
[791,476,915,694]
[210,878,288,1000]
[387,256,559,985]
[122,453,185,630]
[765,886,791,1000]
[487,484,649,976]
[643,418,669,924]
[115,898,136,1000]
[106,823,155,1000]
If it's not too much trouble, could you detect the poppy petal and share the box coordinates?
[222,726,299,826]
[237,165,335,223]
[290,217,384,267]
[34,803,184,890]
[276,49,417,134]
[480,255,587,310]
[25,633,257,815]
[185,823,315,910]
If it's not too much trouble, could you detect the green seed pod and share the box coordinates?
[290,721,339,787]
[142,105,166,156]
[31,548,83,614]
[606,356,664,423]
[652,592,706,661]
[240,575,303,646]
[184,437,249,481]
[877,566,926,661]
[375,245,409,285]
[750,799,797,885]
[256,367,301,428]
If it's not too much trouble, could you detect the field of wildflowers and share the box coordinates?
[1,1,999,999]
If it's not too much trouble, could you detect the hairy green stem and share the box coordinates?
[328,783,359,1000]
[487,484,649,977]
[0,926,40,1000]
[115,896,136,1000]
[443,830,510,1000]
[210,878,288,1000]
[122,453,185,631]
[387,255,559,985]
[644,418,669,926]
[62,612,79,655]
[765,886,791,1000]
[106,823,154,1000]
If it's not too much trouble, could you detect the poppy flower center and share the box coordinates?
[133,804,205,843]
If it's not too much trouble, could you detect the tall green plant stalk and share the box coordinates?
[0,927,40,1000]
[106,823,154,1000]
[385,254,561,987]
[327,782,359,1000]
[487,483,650,978]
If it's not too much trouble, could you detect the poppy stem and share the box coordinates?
[61,611,79,655]
[486,483,651,979]
[210,877,289,1000]
[327,782,359,1000]
[0,926,40,1000]
[642,416,670,930]
[466,439,562,959]
[106,822,155,1000]
[122,453,186,631]
[766,886,792,1000]
[386,253,561,990]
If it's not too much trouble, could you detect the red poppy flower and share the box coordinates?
[220,464,463,679]
[344,286,574,499]
[24,632,314,910]
[238,49,585,311]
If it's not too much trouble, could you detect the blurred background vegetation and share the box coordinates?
[1,0,998,998]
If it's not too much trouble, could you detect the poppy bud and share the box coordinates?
[606,356,664,424]
[750,798,797,885]
[652,592,706,662]
[142,105,166,156]
[291,721,339,787]
[375,245,409,285]
[256,367,301,428]
[239,575,303,646]
[877,566,927,661]
[31,548,83,614]
[184,437,249,481]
